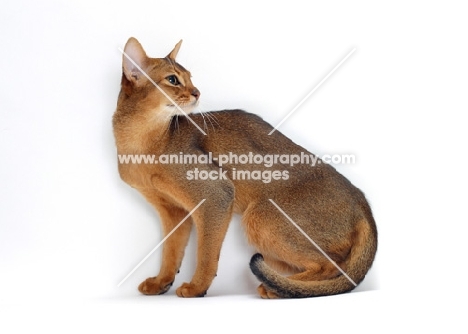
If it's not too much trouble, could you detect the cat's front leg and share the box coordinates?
[176,191,234,297]
[138,196,193,295]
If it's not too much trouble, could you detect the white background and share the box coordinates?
[1,0,467,332]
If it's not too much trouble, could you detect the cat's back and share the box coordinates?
[174,109,271,135]
[170,109,301,153]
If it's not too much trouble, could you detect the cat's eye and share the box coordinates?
[166,75,180,86]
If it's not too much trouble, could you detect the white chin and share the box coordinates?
[169,102,197,116]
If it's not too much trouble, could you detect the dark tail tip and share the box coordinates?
[249,253,293,298]
[249,253,264,276]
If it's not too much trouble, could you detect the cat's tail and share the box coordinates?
[249,218,377,298]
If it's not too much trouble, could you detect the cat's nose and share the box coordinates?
[191,88,200,100]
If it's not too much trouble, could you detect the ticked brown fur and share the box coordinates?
[113,38,377,298]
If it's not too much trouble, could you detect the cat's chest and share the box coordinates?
[118,162,155,189]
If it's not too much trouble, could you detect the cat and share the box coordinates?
[112,37,377,298]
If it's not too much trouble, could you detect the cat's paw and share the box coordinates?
[257,284,279,299]
[176,282,207,298]
[138,276,174,295]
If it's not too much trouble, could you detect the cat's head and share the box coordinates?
[119,38,200,118]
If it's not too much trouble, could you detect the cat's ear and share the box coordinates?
[122,37,148,83]
[166,40,183,60]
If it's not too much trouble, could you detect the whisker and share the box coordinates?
[192,101,221,132]
[203,111,217,131]
[199,110,208,131]
[206,112,220,126]
[175,114,180,134]
[203,109,220,129]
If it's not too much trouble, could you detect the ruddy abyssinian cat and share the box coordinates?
[113,37,377,298]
